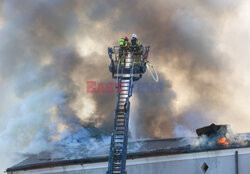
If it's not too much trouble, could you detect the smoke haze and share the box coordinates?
[0,0,250,172]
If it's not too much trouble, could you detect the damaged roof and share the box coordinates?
[7,133,250,172]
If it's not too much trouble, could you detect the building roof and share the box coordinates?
[7,133,250,172]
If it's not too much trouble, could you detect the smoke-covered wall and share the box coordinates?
[0,0,250,172]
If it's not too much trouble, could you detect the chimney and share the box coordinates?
[196,123,228,138]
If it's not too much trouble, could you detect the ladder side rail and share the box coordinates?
[129,52,135,97]
[107,131,115,173]
[120,52,135,173]
[107,47,116,174]
[107,77,123,174]
[107,64,124,174]
[122,101,130,174]
[120,100,130,174]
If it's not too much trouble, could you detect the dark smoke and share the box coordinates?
[71,0,238,137]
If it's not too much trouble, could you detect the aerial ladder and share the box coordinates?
[107,45,151,174]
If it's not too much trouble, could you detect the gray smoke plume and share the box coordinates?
[0,0,250,172]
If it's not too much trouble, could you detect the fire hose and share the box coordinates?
[146,61,159,82]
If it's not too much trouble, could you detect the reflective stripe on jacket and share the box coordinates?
[120,38,125,46]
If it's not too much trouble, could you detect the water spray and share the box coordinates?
[146,61,159,82]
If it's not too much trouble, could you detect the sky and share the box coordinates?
[0,0,250,172]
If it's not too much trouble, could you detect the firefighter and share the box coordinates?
[124,36,129,47]
[131,34,143,49]
[120,37,125,47]
[121,36,132,67]
[131,34,142,65]
[119,36,128,66]
[131,34,137,47]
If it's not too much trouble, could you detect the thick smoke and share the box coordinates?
[0,0,84,171]
[0,0,250,172]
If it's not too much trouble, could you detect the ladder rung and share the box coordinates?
[114,150,123,153]
[115,135,124,138]
[114,153,122,157]
[116,118,124,120]
[120,89,129,92]
[120,92,128,94]
[113,165,121,168]
[116,133,124,136]
[119,102,126,105]
[120,89,128,91]
[113,168,121,170]
[117,115,125,118]
[115,137,124,140]
[113,168,121,172]
[116,121,125,124]
[113,164,121,167]
[119,97,128,99]
[114,146,123,149]
[116,126,124,128]
[116,130,125,135]
[119,93,128,95]
[114,159,122,162]
[117,109,125,112]
[115,125,124,128]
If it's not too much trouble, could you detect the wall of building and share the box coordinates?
[8,147,250,174]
